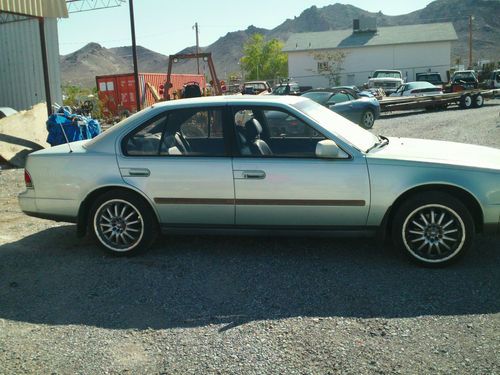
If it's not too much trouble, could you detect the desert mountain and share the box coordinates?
[60,0,500,88]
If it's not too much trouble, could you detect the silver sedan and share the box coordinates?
[19,96,500,266]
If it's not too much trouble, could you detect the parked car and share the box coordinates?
[271,82,301,96]
[367,70,404,95]
[19,96,500,266]
[332,85,376,98]
[416,72,444,88]
[487,69,500,89]
[450,70,479,91]
[389,81,443,97]
[242,81,272,95]
[301,88,380,129]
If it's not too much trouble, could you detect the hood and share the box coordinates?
[367,137,500,171]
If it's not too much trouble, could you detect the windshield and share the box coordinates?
[452,72,477,82]
[373,71,401,79]
[292,99,378,152]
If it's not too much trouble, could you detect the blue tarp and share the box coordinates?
[46,110,101,147]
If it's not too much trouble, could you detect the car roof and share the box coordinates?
[149,95,307,109]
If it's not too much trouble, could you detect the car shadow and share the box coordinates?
[0,225,498,331]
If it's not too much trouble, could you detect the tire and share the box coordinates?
[472,93,484,108]
[391,192,474,267]
[459,94,473,109]
[359,109,375,129]
[89,190,158,256]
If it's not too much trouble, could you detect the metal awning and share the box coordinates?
[0,0,68,18]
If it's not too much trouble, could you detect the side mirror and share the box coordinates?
[315,140,348,159]
[268,87,272,92]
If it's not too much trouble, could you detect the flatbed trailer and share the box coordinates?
[378,89,499,113]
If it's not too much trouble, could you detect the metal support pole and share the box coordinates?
[129,0,141,112]
[38,18,52,117]
[469,15,473,69]
[194,22,200,74]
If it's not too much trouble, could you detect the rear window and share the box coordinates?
[416,74,441,84]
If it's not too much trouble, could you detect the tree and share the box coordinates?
[312,50,348,86]
[240,33,288,81]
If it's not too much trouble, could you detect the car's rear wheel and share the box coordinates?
[90,190,157,256]
[360,109,375,129]
[392,192,474,267]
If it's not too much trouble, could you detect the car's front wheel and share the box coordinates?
[90,190,158,255]
[360,109,375,129]
[392,192,474,266]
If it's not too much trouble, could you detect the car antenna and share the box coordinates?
[52,103,73,153]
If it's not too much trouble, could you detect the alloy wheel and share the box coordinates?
[401,204,466,263]
[94,199,145,252]
[362,111,374,128]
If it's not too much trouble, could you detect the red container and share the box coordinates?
[96,73,205,117]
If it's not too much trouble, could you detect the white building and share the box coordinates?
[283,21,458,88]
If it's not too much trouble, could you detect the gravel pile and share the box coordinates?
[0,100,499,374]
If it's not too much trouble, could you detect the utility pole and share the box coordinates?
[193,22,200,74]
[129,0,141,112]
[468,15,473,69]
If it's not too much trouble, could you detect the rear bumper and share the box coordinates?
[18,190,78,223]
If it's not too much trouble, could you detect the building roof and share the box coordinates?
[0,0,68,18]
[283,22,457,52]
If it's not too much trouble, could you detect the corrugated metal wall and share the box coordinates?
[0,17,62,111]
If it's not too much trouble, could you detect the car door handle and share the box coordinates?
[121,168,150,177]
[243,170,266,179]
[233,170,266,179]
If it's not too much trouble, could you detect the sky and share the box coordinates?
[58,0,435,56]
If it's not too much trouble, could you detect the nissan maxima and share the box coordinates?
[19,96,500,266]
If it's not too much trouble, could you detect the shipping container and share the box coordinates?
[96,73,205,117]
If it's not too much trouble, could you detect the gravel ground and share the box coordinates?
[0,100,499,374]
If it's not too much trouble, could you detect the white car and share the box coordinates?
[18,96,500,266]
[390,82,443,97]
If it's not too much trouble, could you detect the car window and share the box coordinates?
[123,108,226,156]
[124,115,166,156]
[396,84,407,93]
[232,107,326,158]
[346,92,356,101]
[329,93,350,104]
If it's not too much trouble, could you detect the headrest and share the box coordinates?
[244,118,262,139]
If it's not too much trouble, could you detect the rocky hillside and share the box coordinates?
[61,0,500,88]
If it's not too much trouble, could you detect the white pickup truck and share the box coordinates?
[367,70,404,95]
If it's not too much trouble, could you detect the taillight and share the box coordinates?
[24,169,33,188]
